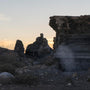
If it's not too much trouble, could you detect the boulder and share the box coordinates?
[14,40,24,56]
[0,72,15,84]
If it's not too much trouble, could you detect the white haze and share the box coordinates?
[55,44,76,71]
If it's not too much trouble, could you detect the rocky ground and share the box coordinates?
[1,71,90,90]
[1,33,90,90]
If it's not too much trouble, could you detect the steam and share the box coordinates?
[55,44,76,71]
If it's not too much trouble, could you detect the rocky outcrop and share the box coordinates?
[14,40,24,56]
[49,15,90,71]
[26,33,52,58]
[49,15,90,49]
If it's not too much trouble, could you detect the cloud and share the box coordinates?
[0,14,12,22]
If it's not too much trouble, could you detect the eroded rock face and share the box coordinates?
[49,15,90,49]
[49,15,90,71]
[26,33,52,58]
[14,40,24,56]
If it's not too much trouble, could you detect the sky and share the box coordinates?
[0,0,90,49]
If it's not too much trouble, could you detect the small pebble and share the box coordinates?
[66,83,72,86]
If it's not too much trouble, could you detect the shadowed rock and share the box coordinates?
[14,40,24,56]
[49,15,90,49]
[0,72,15,84]
[0,47,9,52]
[49,15,90,71]
[26,33,52,58]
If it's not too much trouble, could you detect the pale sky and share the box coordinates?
[0,0,90,49]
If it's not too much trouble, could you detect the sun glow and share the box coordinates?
[0,40,15,49]
[48,39,54,48]
[0,39,54,50]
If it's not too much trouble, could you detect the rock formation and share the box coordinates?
[26,33,52,58]
[49,15,90,71]
[14,40,24,56]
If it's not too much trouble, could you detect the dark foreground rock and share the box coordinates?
[1,71,90,90]
[0,47,32,74]
[1,47,90,90]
